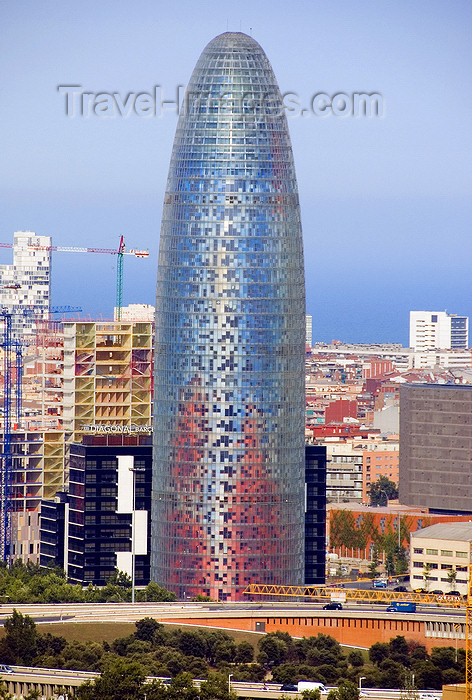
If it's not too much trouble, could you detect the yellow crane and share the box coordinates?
[244,583,464,609]
[466,577,472,699]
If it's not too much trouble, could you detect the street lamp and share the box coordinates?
[359,676,366,694]
[129,465,146,604]
[228,673,233,694]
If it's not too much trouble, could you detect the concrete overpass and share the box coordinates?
[0,601,464,653]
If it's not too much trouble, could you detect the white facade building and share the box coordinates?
[115,303,155,322]
[0,231,51,338]
[306,314,313,348]
[409,311,469,352]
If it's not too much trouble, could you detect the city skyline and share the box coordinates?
[1,1,471,345]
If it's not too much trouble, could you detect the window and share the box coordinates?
[456,551,468,558]
[413,548,423,554]
[413,562,423,568]
[426,549,438,555]
[441,550,453,556]
[441,564,453,570]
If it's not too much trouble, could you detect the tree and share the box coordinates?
[257,634,288,667]
[395,546,409,575]
[385,550,395,577]
[108,570,132,588]
[199,672,238,700]
[369,642,390,664]
[234,641,254,664]
[3,609,38,664]
[0,682,13,700]
[369,477,398,506]
[347,650,364,667]
[141,581,177,602]
[379,659,405,688]
[411,660,443,689]
[422,564,432,592]
[327,681,359,700]
[301,690,321,699]
[447,569,457,592]
[430,647,457,670]
[76,657,146,700]
[368,547,380,579]
[135,617,163,642]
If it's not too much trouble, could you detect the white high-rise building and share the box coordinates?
[114,303,155,322]
[0,231,51,338]
[306,314,313,348]
[409,311,468,352]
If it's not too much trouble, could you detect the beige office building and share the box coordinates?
[410,522,472,595]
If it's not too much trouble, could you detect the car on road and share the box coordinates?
[373,579,387,589]
[448,590,461,597]
[0,666,14,674]
[431,589,443,595]
[323,602,343,610]
[280,683,298,691]
[419,694,438,699]
[393,585,408,592]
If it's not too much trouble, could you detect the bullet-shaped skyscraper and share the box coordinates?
[152,32,306,600]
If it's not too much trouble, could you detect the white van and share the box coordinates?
[298,681,328,693]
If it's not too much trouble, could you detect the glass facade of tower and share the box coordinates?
[152,32,306,600]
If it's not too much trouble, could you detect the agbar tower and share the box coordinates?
[152,32,306,600]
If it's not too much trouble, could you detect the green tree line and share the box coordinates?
[0,561,175,603]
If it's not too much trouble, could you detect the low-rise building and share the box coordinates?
[410,522,472,595]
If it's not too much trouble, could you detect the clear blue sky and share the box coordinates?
[1,0,471,344]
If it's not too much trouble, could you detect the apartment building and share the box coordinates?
[0,231,51,339]
[409,311,469,352]
[362,439,399,501]
[324,440,363,503]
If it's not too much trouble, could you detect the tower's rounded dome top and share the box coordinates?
[203,31,264,53]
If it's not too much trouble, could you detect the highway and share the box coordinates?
[0,601,464,624]
[0,667,443,699]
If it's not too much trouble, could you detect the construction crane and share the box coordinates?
[50,306,82,315]
[467,578,472,698]
[0,310,13,562]
[0,238,149,320]
[244,583,465,609]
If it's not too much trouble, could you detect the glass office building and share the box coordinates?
[152,32,306,600]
